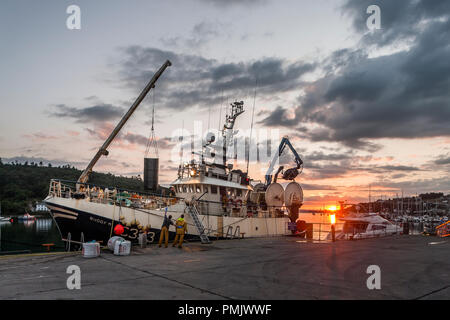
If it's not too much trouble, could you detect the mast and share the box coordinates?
[221,101,244,166]
[77,60,172,185]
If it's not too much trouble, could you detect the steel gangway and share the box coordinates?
[187,204,211,244]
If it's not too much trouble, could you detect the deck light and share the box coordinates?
[330,214,336,225]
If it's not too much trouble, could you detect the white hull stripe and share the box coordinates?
[47,205,79,217]
[52,213,78,220]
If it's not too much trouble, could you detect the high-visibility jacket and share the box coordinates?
[175,218,187,235]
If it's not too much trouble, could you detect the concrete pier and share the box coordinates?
[0,236,448,300]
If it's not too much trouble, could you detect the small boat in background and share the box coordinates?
[0,201,11,223]
[17,213,36,221]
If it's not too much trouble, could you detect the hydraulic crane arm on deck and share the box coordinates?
[264,136,303,187]
[77,60,172,185]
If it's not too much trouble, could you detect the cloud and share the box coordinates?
[374,177,450,194]
[304,151,352,162]
[377,165,421,172]
[197,0,267,8]
[22,132,58,141]
[343,0,450,47]
[259,1,450,150]
[117,46,315,111]
[49,103,125,123]
[84,122,175,151]
[122,133,175,150]
[161,21,222,49]
[300,183,338,191]
[435,154,450,165]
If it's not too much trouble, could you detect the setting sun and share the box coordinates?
[326,205,337,211]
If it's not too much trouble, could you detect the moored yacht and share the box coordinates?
[329,212,401,240]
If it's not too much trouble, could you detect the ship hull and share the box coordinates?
[44,196,290,246]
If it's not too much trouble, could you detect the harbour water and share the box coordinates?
[0,214,64,254]
[0,212,432,254]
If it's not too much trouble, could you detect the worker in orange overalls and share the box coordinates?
[158,211,173,248]
[172,214,187,249]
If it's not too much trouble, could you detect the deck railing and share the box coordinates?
[48,179,180,210]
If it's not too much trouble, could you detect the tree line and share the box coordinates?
[0,158,144,215]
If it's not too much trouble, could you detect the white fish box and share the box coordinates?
[114,240,131,256]
[107,236,125,252]
[82,242,100,258]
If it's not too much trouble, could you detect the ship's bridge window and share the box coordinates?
[196,185,201,193]
[189,185,194,193]
[236,189,242,197]
[203,185,209,193]
[178,186,182,193]
[211,185,218,194]
[183,185,187,193]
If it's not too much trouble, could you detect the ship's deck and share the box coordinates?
[0,235,448,299]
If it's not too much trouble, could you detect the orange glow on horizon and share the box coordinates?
[326,205,337,211]
[330,214,336,225]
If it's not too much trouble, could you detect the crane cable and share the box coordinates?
[145,89,158,158]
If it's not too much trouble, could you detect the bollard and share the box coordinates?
[306,223,313,239]
[403,223,410,235]
[138,233,147,248]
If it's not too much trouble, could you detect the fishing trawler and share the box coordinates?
[43,60,304,247]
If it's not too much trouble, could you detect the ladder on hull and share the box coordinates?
[187,204,211,244]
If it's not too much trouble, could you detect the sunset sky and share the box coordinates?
[1,0,449,209]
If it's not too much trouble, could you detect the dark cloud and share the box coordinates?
[49,104,125,123]
[435,155,450,165]
[374,177,450,194]
[259,1,450,149]
[161,21,222,49]
[304,151,352,162]
[377,165,421,172]
[197,0,267,8]
[343,0,450,47]
[118,46,315,111]
[300,183,338,191]
[257,106,297,127]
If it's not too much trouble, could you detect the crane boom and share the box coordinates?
[264,136,303,186]
[77,60,172,185]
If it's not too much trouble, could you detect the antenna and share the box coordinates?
[246,77,258,173]
[218,90,224,132]
[179,120,184,166]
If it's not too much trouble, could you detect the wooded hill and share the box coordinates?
[0,159,144,215]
